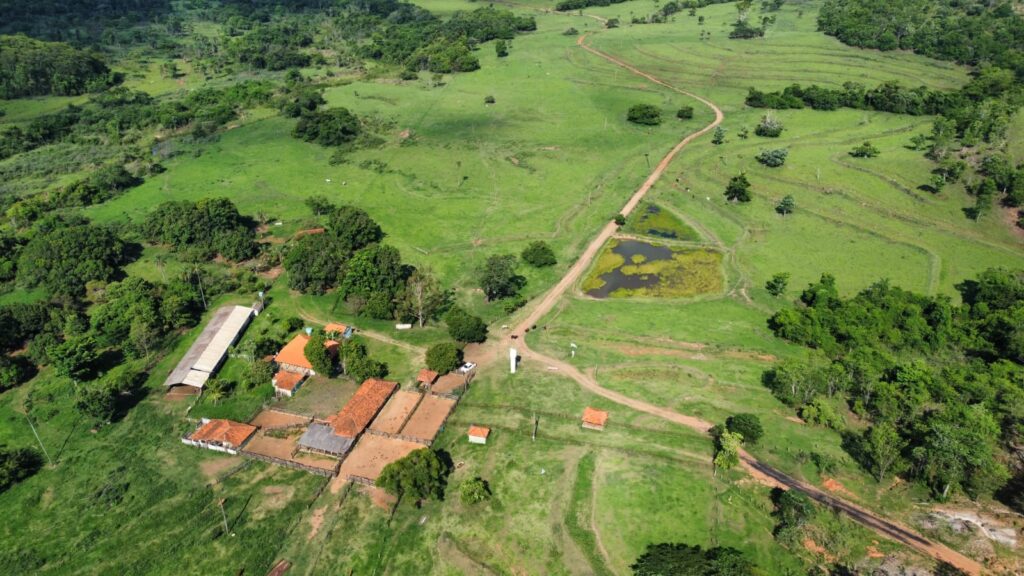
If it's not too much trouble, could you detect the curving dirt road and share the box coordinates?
[500,29,984,576]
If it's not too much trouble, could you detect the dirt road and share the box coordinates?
[498,29,983,576]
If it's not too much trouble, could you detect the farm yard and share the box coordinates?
[0,0,1023,574]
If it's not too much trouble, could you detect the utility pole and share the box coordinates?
[24,413,53,466]
[532,413,538,442]
[218,498,230,535]
[644,153,650,169]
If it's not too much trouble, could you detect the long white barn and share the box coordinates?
[163,305,254,390]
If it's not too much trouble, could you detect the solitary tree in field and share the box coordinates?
[849,141,880,158]
[775,195,795,215]
[521,240,557,267]
[676,106,694,120]
[711,126,726,145]
[713,430,742,476]
[765,272,789,297]
[495,39,509,57]
[478,254,524,301]
[460,477,492,504]
[724,174,752,202]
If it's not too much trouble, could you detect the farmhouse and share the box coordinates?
[272,370,305,397]
[182,418,257,454]
[324,322,354,339]
[164,305,254,391]
[274,332,339,376]
[467,425,490,444]
[416,369,439,387]
[582,407,609,431]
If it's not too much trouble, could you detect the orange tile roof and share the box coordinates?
[324,323,349,334]
[328,379,398,437]
[582,407,609,427]
[191,419,256,447]
[274,333,339,371]
[417,369,439,384]
[467,425,490,439]
[273,370,304,392]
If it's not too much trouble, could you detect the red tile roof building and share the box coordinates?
[467,425,490,444]
[416,369,439,386]
[272,370,305,397]
[327,379,398,438]
[274,333,339,375]
[582,407,609,431]
[183,419,257,454]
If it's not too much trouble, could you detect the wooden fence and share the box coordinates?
[239,449,339,478]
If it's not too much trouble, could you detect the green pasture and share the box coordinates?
[275,360,897,574]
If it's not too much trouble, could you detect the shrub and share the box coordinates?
[293,107,360,146]
[755,148,788,167]
[502,295,527,314]
[627,104,662,126]
[725,413,764,445]
[460,477,491,504]
[800,397,844,429]
[765,272,789,296]
[711,126,725,144]
[521,240,556,267]
[676,106,694,119]
[755,115,784,137]
[426,342,462,374]
[445,306,488,343]
[614,214,627,225]
[775,195,795,215]
[399,69,419,81]
[0,446,43,493]
[849,141,880,158]
[484,95,496,104]
[563,27,579,35]
[0,355,37,392]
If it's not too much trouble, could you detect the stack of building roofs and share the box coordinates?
[182,418,257,454]
[274,332,339,376]
[298,378,398,456]
[164,305,254,390]
[272,370,305,397]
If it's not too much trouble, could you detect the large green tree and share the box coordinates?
[376,448,451,500]
[17,223,132,297]
[631,543,755,576]
[478,254,524,301]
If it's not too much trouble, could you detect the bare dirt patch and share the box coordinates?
[822,477,857,499]
[337,434,423,483]
[401,395,456,442]
[1000,207,1024,240]
[308,506,326,540]
[369,390,423,435]
[803,538,836,562]
[432,372,468,394]
[260,265,284,279]
[200,456,242,482]
[250,409,311,429]
[364,485,397,510]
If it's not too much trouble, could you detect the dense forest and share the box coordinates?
[818,0,1024,78]
[0,35,119,98]
[764,269,1024,510]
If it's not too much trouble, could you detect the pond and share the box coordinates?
[582,239,723,299]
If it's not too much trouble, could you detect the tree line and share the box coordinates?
[818,0,1024,80]
[763,269,1023,510]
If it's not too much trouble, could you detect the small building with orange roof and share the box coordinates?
[467,425,490,445]
[272,370,305,397]
[582,407,609,431]
[416,369,439,387]
[274,333,339,376]
[182,418,257,454]
[324,322,354,339]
